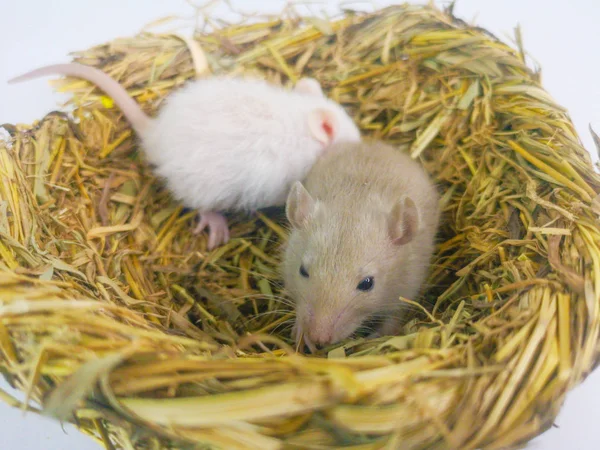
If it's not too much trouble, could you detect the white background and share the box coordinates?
[1,1,599,449]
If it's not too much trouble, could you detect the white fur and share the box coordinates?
[142,76,361,213]
[10,64,361,216]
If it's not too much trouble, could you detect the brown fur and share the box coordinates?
[283,141,440,350]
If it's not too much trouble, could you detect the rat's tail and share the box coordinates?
[9,63,151,133]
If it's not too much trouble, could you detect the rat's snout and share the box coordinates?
[303,315,336,350]
[296,304,351,352]
[306,326,333,348]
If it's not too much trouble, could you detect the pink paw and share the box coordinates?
[193,211,230,250]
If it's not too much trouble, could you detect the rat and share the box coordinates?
[282,141,440,353]
[9,63,361,249]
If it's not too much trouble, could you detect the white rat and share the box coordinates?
[9,64,361,249]
[283,141,440,352]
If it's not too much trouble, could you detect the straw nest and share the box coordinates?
[1,3,600,449]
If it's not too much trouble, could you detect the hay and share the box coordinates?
[1,2,600,449]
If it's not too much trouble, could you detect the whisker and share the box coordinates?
[270,321,296,335]
[246,309,293,320]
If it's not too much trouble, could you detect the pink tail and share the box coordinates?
[9,63,151,133]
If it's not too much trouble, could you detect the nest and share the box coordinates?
[1,3,600,449]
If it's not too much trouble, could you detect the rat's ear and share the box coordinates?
[388,197,420,246]
[294,77,324,97]
[286,181,316,228]
[308,108,339,146]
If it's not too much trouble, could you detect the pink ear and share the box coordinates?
[308,108,338,146]
[388,197,420,246]
[286,181,316,229]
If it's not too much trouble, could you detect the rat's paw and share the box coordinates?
[194,211,230,250]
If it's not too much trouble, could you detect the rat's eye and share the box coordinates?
[299,265,309,278]
[356,276,374,291]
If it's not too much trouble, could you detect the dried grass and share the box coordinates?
[1,3,600,449]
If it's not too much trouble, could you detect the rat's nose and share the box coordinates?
[303,333,331,354]
[298,314,336,353]
[306,327,333,349]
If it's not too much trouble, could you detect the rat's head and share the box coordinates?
[283,181,423,352]
[294,77,361,148]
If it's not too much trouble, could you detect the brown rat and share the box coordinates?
[283,141,440,352]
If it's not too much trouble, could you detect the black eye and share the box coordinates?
[356,276,374,291]
[299,265,309,278]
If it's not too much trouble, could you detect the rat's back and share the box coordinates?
[143,77,309,156]
[141,77,324,212]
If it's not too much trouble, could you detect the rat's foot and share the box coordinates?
[193,211,230,250]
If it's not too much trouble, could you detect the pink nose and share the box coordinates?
[306,326,333,348]
[298,308,336,351]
